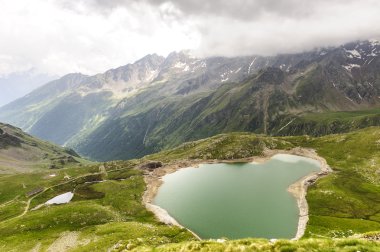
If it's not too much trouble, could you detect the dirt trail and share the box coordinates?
[2,188,48,223]
[0,171,104,224]
[47,231,79,252]
[30,242,41,252]
[0,195,19,208]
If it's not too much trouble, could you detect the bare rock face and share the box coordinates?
[49,155,79,169]
[257,67,285,85]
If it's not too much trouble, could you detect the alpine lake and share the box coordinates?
[153,154,321,239]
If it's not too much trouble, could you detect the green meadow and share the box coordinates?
[0,127,379,251]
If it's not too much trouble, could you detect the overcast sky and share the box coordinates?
[0,0,380,104]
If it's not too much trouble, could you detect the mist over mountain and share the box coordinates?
[1,40,380,161]
[0,71,55,107]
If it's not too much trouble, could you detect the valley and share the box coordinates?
[1,41,380,161]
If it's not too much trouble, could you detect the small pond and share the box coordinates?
[45,192,74,205]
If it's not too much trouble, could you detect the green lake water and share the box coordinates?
[153,154,321,239]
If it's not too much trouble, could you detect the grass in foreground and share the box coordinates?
[0,127,379,251]
[0,161,195,251]
[128,236,380,252]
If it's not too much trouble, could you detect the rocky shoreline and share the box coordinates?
[142,147,332,240]
[280,148,332,240]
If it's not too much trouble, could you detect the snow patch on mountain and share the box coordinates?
[369,39,380,46]
[173,62,188,69]
[183,65,190,72]
[358,92,363,100]
[248,57,257,74]
[345,49,361,59]
[342,64,361,72]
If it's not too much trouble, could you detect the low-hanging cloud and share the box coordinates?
[60,0,380,57]
[193,0,380,56]
[0,0,379,78]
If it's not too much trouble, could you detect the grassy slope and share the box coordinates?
[146,132,294,161]
[283,127,380,238]
[275,108,380,136]
[0,123,90,174]
[0,128,379,251]
[0,161,195,251]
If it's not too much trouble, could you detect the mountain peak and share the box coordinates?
[134,53,165,66]
[60,72,88,81]
[161,50,198,71]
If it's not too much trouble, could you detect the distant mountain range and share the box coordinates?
[0,71,55,107]
[1,40,380,161]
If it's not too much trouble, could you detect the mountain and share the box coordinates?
[0,123,86,174]
[1,40,380,161]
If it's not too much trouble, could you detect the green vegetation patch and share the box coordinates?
[147,132,293,161]
[72,222,195,252]
[282,127,380,237]
[0,127,380,251]
[129,237,380,252]
[0,161,195,251]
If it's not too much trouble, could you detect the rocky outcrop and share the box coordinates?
[0,132,22,149]
[257,67,285,85]
[140,161,163,170]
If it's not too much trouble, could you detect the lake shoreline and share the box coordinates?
[142,147,332,240]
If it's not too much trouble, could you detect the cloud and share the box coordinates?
[81,0,360,21]
[0,0,379,78]
[193,0,380,56]
[147,0,338,20]
[58,0,380,57]
[146,0,380,56]
[0,0,199,77]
